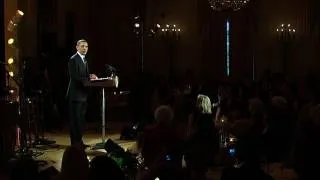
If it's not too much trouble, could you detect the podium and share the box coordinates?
[84,77,118,149]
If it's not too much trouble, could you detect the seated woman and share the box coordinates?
[185,94,218,178]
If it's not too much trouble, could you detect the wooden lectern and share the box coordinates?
[84,77,118,149]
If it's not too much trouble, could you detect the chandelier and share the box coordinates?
[208,0,250,11]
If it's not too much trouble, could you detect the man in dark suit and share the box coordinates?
[66,39,97,147]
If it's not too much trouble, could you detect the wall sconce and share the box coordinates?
[8,38,15,46]
[160,24,181,40]
[8,71,14,77]
[133,16,142,36]
[147,24,162,37]
[7,10,24,32]
[275,23,296,74]
[7,57,14,65]
[161,24,181,32]
[276,23,296,42]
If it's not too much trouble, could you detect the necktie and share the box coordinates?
[83,58,89,75]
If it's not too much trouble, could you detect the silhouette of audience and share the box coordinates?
[9,156,40,180]
[89,155,125,180]
[53,146,89,180]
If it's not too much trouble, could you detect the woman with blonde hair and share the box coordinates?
[196,94,212,114]
[185,94,218,179]
[188,94,213,137]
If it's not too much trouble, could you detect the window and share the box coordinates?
[226,20,230,76]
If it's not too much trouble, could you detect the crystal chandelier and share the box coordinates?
[208,0,250,11]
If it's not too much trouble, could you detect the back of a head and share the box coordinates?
[248,98,265,122]
[154,105,174,126]
[156,168,187,180]
[309,104,320,128]
[221,165,274,180]
[236,98,265,165]
[60,146,89,179]
[270,96,290,122]
[89,155,125,180]
[271,96,287,109]
[196,94,212,114]
[235,137,261,166]
[144,163,189,180]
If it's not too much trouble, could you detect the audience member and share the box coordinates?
[89,155,125,180]
[9,156,40,180]
[53,146,89,180]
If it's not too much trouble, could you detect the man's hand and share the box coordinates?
[90,74,98,80]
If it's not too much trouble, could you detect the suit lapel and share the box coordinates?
[85,61,89,76]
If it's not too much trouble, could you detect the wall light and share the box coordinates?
[9,71,14,77]
[7,10,24,32]
[8,38,15,45]
[8,57,14,65]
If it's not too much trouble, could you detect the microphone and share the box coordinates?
[105,64,117,72]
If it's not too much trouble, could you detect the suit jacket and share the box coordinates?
[139,124,179,167]
[66,53,90,102]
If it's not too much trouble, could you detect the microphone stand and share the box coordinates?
[92,66,118,150]
[15,60,32,156]
[32,90,56,147]
[11,45,43,159]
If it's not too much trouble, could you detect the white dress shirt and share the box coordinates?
[77,52,86,63]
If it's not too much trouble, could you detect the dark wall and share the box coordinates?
[195,0,320,80]
[87,0,137,87]
[0,0,5,95]
[32,0,320,85]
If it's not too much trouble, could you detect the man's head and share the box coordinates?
[154,105,174,126]
[76,39,88,55]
